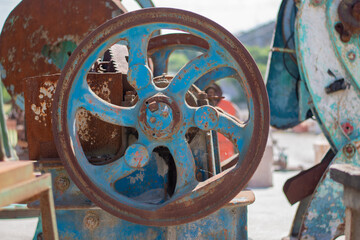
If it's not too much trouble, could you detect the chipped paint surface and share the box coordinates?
[33,197,249,239]
[41,40,77,70]
[39,81,56,99]
[75,109,94,144]
[295,1,360,237]
[33,168,252,239]
[0,0,124,104]
[299,141,360,239]
[24,73,123,160]
[127,171,145,184]
[328,0,360,92]
[30,81,55,124]
[53,8,269,225]
[91,81,111,102]
[296,0,360,151]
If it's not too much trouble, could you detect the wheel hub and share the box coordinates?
[139,94,181,139]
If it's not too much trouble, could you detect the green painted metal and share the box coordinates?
[266,0,313,129]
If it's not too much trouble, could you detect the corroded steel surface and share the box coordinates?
[293,0,360,238]
[139,94,181,140]
[24,73,123,160]
[338,0,360,35]
[52,8,269,226]
[0,0,124,105]
[329,0,360,94]
[33,190,253,239]
[298,141,360,239]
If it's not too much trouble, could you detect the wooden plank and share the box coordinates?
[40,189,59,240]
[345,207,360,240]
[0,174,51,207]
[330,164,360,191]
[0,208,39,218]
[0,161,34,190]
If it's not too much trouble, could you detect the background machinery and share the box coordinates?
[267,0,360,239]
[0,0,269,239]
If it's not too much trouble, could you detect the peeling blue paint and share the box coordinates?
[41,40,77,70]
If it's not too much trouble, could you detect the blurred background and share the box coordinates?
[0,1,329,239]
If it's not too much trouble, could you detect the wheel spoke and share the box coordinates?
[79,89,137,127]
[89,156,136,187]
[195,67,238,90]
[214,111,250,164]
[88,138,152,187]
[127,27,153,66]
[167,137,198,195]
[166,51,225,96]
[150,49,172,77]
[126,27,154,92]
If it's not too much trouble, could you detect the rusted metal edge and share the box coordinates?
[53,8,269,226]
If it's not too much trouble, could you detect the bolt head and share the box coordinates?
[348,52,356,61]
[342,122,354,135]
[83,212,100,230]
[55,176,70,192]
[343,143,356,158]
[148,101,159,112]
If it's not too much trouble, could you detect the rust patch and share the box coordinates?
[0,0,124,98]
[24,73,124,161]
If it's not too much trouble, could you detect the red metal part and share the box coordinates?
[283,149,335,205]
[0,0,125,99]
[52,8,269,226]
[342,122,354,135]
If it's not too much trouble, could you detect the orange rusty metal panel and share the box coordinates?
[0,0,124,100]
[24,73,124,160]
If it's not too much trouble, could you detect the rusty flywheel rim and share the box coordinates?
[53,8,269,226]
